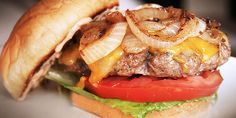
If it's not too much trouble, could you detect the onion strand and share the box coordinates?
[81,22,127,64]
[125,7,206,48]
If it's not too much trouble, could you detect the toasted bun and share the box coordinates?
[0,0,118,100]
[71,93,210,118]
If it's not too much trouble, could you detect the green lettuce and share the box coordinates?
[45,68,214,118]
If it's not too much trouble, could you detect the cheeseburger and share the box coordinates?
[0,0,231,118]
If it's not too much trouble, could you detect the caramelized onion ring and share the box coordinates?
[200,29,227,45]
[80,22,127,64]
[134,3,162,10]
[122,32,148,54]
[125,7,205,48]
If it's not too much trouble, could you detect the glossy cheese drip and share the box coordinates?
[88,46,124,84]
[159,37,218,62]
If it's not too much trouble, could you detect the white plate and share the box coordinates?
[211,57,236,118]
[0,57,236,118]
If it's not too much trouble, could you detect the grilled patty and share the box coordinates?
[59,18,230,78]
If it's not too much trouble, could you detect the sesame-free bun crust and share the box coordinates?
[0,0,118,100]
[71,93,211,118]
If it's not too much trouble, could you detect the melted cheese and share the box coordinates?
[76,76,87,89]
[59,44,80,66]
[86,37,218,83]
[88,46,124,84]
[158,37,218,62]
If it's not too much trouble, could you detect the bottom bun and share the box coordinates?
[71,93,211,118]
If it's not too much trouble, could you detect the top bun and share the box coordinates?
[0,0,118,100]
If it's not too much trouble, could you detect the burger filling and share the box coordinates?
[45,68,217,118]
[45,6,230,118]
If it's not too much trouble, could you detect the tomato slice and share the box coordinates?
[85,70,223,102]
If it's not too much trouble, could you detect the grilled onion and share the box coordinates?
[125,7,204,48]
[122,31,148,53]
[192,18,207,36]
[134,3,162,10]
[55,17,92,52]
[138,21,165,32]
[80,22,127,64]
[199,29,225,45]
[161,22,181,36]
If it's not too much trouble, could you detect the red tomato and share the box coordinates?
[85,70,223,102]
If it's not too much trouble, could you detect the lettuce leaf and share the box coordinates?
[45,68,213,118]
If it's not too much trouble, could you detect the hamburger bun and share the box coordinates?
[0,0,118,100]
